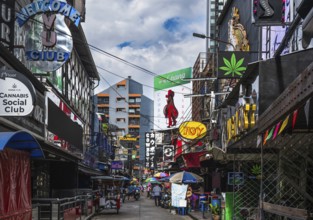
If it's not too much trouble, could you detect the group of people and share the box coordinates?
[146,183,171,206]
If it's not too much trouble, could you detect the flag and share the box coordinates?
[266,126,275,141]
[304,98,311,127]
[263,130,269,146]
[272,121,281,140]
[278,115,290,135]
[257,135,262,148]
[292,109,298,129]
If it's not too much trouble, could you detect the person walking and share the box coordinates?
[152,184,162,206]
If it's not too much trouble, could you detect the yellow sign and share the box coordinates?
[179,121,207,140]
[119,134,138,141]
[226,103,256,142]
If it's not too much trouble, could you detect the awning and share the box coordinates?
[0,131,44,158]
[181,151,208,168]
[78,162,105,176]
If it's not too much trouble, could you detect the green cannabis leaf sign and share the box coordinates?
[219,53,246,77]
[218,52,249,79]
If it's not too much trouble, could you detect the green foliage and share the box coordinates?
[210,204,221,215]
[251,164,261,175]
[219,53,246,77]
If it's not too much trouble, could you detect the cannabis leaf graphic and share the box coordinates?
[219,53,246,77]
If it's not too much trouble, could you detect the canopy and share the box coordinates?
[0,131,44,158]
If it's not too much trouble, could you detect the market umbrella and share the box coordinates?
[130,177,139,184]
[159,173,175,182]
[145,177,161,184]
[169,171,203,184]
[154,172,169,178]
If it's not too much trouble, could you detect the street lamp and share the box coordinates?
[193,33,236,51]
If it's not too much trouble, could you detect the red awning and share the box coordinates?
[182,151,207,168]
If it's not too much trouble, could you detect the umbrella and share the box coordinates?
[159,173,175,182]
[145,177,161,184]
[130,177,139,184]
[169,171,203,184]
[154,172,169,178]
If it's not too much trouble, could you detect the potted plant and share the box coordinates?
[251,164,262,180]
[210,203,221,220]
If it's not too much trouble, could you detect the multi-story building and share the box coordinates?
[191,0,313,219]
[96,76,154,176]
[0,0,103,219]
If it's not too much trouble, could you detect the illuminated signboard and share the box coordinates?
[16,0,81,72]
[178,121,207,140]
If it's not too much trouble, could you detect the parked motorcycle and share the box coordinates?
[122,188,141,202]
[160,192,171,209]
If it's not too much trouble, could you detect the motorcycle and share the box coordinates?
[160,192,171,209]
[122,188,141,202]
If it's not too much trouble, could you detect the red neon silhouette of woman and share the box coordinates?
[163,90,178,128]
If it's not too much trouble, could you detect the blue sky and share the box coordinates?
[82,0,207,98]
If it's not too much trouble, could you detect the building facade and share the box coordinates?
[96,76,153,176]
[0,0,102,219]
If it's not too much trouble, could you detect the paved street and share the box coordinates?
[91,195,192,220]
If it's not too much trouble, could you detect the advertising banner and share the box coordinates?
[111,161,123,170]
[154,67,192,130]
[171,183,188,207]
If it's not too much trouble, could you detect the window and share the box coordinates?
[116,118,126,123]
[117,97,126,102]
[98,97,109,104]
[128,108,135,114]
[116,108,125,112]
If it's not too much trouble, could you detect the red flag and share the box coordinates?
[292,109,298,129]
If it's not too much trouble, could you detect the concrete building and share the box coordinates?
[96,76,154,173]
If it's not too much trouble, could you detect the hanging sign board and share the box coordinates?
[0,70,36,116]
[16,0,81,72]
[178,121,207,140]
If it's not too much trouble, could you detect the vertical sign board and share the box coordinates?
[0,70,36,116]
[145,132,155,170]
[0,0,15,51]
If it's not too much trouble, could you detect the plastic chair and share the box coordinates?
[178,207,187,215]
[198,194,208,211]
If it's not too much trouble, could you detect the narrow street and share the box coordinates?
[91,195,193,220]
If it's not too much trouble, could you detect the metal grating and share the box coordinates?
[262,133,313,219]
[230,152,261,220]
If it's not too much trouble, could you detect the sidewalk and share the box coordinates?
[187,209,213,220]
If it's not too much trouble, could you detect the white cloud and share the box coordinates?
[81,0,207,98]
